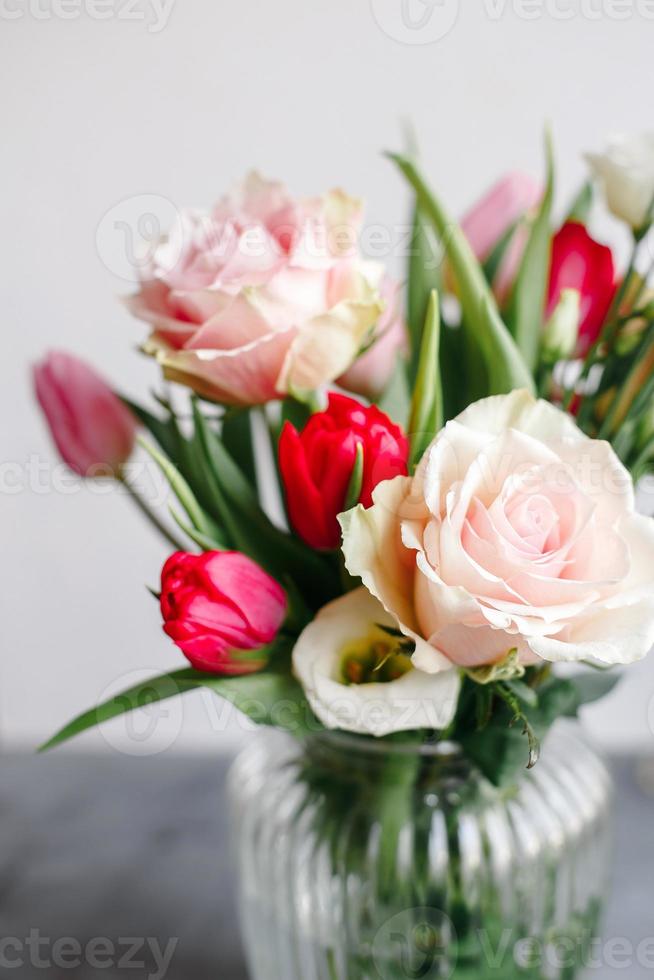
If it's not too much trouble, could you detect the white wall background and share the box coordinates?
[3,0,654,756]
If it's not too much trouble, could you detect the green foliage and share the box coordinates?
[221,408,257,490]
[128,394,340,610]
[407,202,443,384]
[389,152,535,398]
[566,180,594,223]
[408,290,443,469]
[377,358,412,428]
[506,128,555,371]
[454,669,620,788]
[344,442,364,511]
[40,643,320,752]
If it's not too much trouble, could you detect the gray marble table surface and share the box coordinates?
[0,751,652,979]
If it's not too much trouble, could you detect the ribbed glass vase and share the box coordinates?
[228,724,612,980]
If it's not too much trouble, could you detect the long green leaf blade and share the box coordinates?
[407,202,443,384]
[408,289,443,468]
[388,153,535,396]
[507,129,555,370]
[191,401,339,606]
[138,436,220,541]
[40,660,319,752]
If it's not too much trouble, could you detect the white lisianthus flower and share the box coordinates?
[586,133,654,231]
[292,588,461,737]
[339,390,654,673]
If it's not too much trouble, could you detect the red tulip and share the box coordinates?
[33,351,136,477]
[160,551,287,675]
[546,222,617,356]
[279,393,409,550]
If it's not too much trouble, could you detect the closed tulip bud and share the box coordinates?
[542,289,580,363]
[587,133,654,233]
[279,393,409,550]
[33,351,136,477]
[160,551,287,674]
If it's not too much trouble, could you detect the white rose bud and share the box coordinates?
[541,288,580,363]
[586,133,654,233]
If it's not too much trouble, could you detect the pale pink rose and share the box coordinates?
[126,173,383,405]
[340,390,654,671]
[459,172,543,303]
[33,351,136,477]
[338,278,407,400]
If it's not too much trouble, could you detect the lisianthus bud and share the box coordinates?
[160,551,287,674]
[33,351,136,477]
[279,393,409,550]
[542,288,580,363]
[586,133,654,233]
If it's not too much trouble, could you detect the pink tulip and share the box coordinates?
[33,351,136,477]
[160,550,287,674]
[460,172,543,303]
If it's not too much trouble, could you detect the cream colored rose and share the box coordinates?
[292,588,460,737]
[586,133,654,231]
[126,173,384,405]
[340,390,654,671]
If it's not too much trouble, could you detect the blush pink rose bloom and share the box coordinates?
[340,390,654,672]
[126,173,384,405]
[34,351,136,477]
[338,279,407,400]
[460,173,543,303]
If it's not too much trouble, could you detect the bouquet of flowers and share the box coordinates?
[35,132,654,789]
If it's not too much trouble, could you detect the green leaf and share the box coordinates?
[281,397,313,433]
[408,289,443,469]
[388,152,535,397]
[344,442,364,511]
[506,128,555,371]
[407,202,443,384]
[190,400,338,607]
[120,395,179,460]
[40,657,320,752]
[457,675,581,787]
[566,180,594,223]
[122,395,234,525]
[567,670,621,708]
[503,678,539,709]
[221,409,257,490]
[482,220,520,289]
[169,506,228,551]
[377,357,411,426]
[138,436,221,542]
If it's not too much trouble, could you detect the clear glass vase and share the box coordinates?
[228,723,612,980]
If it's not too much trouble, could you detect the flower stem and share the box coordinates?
[118,470,187,552]
[564,237,641,416]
